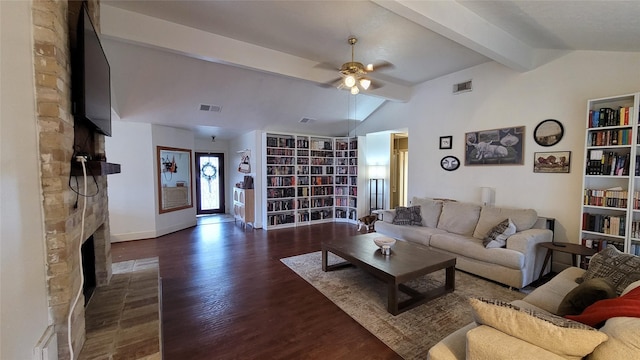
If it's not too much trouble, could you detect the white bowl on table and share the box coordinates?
[373,236,396,248]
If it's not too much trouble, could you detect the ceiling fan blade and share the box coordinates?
[369,61,394,72]
[318,77,344,88]
[314,62,341,71]
[368,80,384,90]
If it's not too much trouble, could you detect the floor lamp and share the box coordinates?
[369,165,385,214]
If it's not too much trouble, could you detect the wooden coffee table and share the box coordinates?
[321,233,456,315]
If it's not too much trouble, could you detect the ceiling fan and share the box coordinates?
[322,36,393,95]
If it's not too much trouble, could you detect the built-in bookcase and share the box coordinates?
[580,93,640,255]
[264,132,361,229]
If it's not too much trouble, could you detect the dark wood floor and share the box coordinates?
[111,221,402,359]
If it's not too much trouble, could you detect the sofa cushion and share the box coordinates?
[588,316,640,360]
[523,267,584,314]
[411,197,442,227]
[566,286,640,328]
[473,206,538,239]
[392,206,413,225]
[577,245,640,295]
[430,233,524,269]
[436,201,481,236]
[483,218,516,248]
[469,297,608,359]
[374,222,447,247]
[557,278,617,316]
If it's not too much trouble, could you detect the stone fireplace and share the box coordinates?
[32,0,113,358]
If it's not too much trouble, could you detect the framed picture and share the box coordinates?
[465,126,525,165]
[439,136,452,150]
[533,151,571,173]
[157,146,193,213]
[534,119,564,147]
[441,156,460,171]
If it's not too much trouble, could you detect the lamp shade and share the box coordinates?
[350,86,359,95]
[481,187,494,206]
[359,78,371,90]
[369,165,386,179]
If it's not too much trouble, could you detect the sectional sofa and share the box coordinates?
[375,197,553,288]
[428,246,640,359]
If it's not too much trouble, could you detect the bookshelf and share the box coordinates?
[264,132,361,229]
[580,93,640,256]
[266,134,296,227]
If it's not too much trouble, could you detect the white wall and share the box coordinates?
[364,132,393,212]
[229,131,262,228]
[106,122,199,240]
[106,120,156,241]
[360,50,640,244]
[0,1,52,358]
[152,125,198,236]
[194,138,230,213]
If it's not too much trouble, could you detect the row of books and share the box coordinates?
[581,238,624,252]
[266,137,297,149]
[588,106,635,128]
[583,189,628,208]
[588,128,632,146]
[582,213,626,236]
[586,150,630,175]
[267,176,295,187]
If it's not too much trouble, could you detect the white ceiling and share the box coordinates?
[99,0,640,140]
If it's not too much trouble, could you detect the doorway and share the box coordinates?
[195,153,225,214]
[391,134,408,208]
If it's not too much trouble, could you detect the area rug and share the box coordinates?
[281,251,525,359]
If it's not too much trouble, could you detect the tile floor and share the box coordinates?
[79,258,161,360]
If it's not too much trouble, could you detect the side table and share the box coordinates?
[538,242,596,281]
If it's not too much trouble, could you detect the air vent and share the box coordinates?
[199,104,222,112]
[299,117,315,124]
[453,80,472,94]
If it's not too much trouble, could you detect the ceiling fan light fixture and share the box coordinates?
[366,63,374,72]
[344,75,356,88]
[350,86,359,95]
[359,78,371,90]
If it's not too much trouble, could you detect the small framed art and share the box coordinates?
[440,136,452,150]
[533,151,571,173]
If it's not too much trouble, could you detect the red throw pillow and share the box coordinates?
[565,286,640,327]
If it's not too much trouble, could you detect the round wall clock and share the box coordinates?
[441,156,460,171]
[534,119,564,147]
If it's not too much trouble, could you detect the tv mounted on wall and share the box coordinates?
[72,3,111,137]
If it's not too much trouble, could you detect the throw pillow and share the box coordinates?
[557,278,617,316]
[408,205,422,225]
[392,206,412,225]
[566,286,640,328]
[392,206,422,225]
[577,245,640,295]
[483,218,516,248]
[469,297,608,358]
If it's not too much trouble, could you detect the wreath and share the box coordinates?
[201,163,217,181]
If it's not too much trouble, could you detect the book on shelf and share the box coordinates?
[582,213,626,236]
[586,150,630,175]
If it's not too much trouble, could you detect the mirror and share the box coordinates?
[157,146,193,213]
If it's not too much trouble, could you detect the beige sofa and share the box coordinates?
[375,197,553,289]
[428,259,640,360]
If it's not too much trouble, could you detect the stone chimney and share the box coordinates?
[32,0,113,357]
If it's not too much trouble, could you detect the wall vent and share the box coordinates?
[299,117,315,124]
[199,104,222,112]
[453,80,472,94]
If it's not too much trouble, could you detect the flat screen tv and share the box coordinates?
[73,4,111,137]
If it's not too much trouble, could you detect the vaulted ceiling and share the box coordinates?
[100,0,640,140]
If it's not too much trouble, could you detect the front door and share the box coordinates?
[195,153,225,214]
